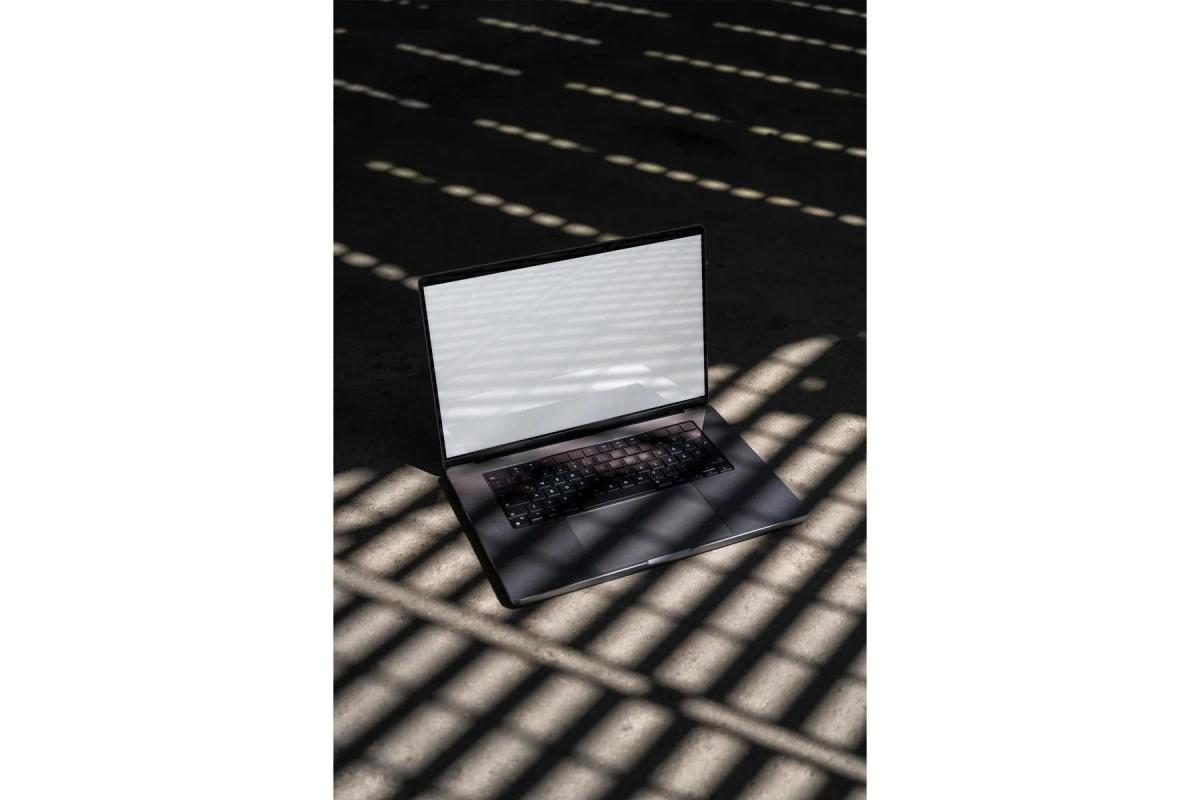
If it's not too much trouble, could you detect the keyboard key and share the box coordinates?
[488,420,730,524]
[501,492,531,507]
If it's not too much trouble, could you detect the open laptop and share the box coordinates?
[418,225,807,606]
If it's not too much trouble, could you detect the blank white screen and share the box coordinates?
[424,235,705,459]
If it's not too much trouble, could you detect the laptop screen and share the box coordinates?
[423,232,706,460]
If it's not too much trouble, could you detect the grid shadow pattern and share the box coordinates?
[335,1,865,797]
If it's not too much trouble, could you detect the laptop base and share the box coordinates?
[444,405,808,607]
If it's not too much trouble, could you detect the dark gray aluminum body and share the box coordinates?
[445,405,807,606]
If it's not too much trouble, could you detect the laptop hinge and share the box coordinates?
[449,397,707,468]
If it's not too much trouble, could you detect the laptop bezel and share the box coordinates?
[417,224,709,468]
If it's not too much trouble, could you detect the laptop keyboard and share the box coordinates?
[484,421,732,528]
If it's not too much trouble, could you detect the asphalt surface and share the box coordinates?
[334,1,865,797]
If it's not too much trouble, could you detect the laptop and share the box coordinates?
[417,225,807,606]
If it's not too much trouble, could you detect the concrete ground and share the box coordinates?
[334,1,865,797]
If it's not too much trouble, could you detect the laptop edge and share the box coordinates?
[418,226,808,606]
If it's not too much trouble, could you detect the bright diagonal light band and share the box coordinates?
[644,50,865,99]
[365,160,621,241]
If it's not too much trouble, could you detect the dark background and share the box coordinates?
[335,0,864,477]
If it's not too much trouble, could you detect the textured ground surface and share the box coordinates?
[334,1,865,797]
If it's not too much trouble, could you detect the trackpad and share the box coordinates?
[567,485,734,574]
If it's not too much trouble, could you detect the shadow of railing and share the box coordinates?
[335,0,865,796]
[334,348,866,797]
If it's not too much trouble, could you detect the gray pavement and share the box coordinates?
[335,1,865,796]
